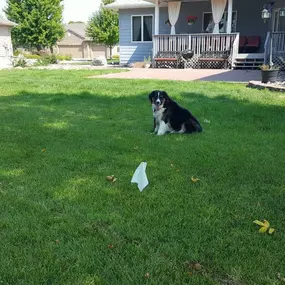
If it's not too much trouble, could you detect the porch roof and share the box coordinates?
[104,0,211,9]
[104,0,154,10]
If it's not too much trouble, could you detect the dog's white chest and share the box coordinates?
[154,108,165,122]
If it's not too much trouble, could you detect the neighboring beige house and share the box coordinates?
[56,22,119,59]
[0,17,17,69]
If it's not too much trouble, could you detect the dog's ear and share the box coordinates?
[148,91,155,102]
[161,91,170,103]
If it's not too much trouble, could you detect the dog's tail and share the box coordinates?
[194,121,203,133]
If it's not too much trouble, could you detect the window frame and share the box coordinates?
[202,11,238,33]
[131,14,153,43]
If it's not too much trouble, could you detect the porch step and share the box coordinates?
[233,53,264,70]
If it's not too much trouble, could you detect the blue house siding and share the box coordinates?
[118,0,283,63]
[159,7,170,34]
[119,8,154,65]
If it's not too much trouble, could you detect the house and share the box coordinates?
[56,22,119,59]
[0,17,17,69]
[105,0,285,69]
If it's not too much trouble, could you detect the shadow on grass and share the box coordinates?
[1,89,285,205]
[0,89,285,284]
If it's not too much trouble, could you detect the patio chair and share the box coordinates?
[198,50,230,69]
[244,36,261,53]
[153,51,181,68]
[239,36,247,53]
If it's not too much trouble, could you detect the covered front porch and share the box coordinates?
[153,33,239,69]
[149,0,285,69]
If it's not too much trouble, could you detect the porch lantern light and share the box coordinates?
[262,2,275,68]
[261,8,271,22]
[280,7,285,17]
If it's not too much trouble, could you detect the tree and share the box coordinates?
[86,0,119,59]
[4,0,65,51]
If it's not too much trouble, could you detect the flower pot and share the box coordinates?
[261,69,279,83]
[188,22,193,26]
[144,63,151,68]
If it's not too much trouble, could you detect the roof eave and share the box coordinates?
[0,22,18,27]
[104,2,155,10]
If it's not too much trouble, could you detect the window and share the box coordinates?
[202,11,237,33]
[132,15,153,42]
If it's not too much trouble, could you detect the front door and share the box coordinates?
[273,9,285,32]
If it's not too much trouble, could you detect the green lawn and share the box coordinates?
[0,69,284,285]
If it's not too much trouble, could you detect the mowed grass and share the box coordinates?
[0,69,285,285]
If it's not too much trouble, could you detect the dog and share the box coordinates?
[148,90,202,136]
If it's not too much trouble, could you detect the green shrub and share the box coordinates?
[57,54,72,61]
[12,55,27,68]
[33,54,58,66]
[34,50,50,57]
[47,54,58,64]
[24,54,41,59]
[14,50,21,56]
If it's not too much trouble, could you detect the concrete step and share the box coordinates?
[233,56,264,69]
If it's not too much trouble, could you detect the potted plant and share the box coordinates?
[260,64,279,83]
[143,56,151,68]
[165,19,171,27]
[187,16,198,25]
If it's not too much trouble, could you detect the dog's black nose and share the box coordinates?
[156,101,160,105]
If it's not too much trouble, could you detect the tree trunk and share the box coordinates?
[109,46,112,59]
[50,46,54,54]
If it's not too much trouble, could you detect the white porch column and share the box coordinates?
[154,0,159,35]
[226,0,233,33]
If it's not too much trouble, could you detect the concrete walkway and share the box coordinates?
[93,68,260,83]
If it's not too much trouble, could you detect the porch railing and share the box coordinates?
[264,32,285,68]
[153,33,239,69]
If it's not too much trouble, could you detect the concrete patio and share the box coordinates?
[93,68,261,83]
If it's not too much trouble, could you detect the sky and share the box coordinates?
[0,0,101,23]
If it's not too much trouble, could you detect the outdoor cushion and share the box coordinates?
[239,36,247,48]
[245,36,261,48]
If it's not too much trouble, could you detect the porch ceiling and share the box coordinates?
[145,0,209,3]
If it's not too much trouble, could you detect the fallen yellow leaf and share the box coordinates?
[254,219,275,235]
[106,175,117,183]
[253,220,265,227]
[263,219,270,228]
[191,176,200,183]
[144,273,150,278]
[259,226,268,233]
[268,228,275,234]
[106,175,115,181]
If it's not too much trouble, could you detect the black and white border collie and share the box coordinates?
[148,90,202,136]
